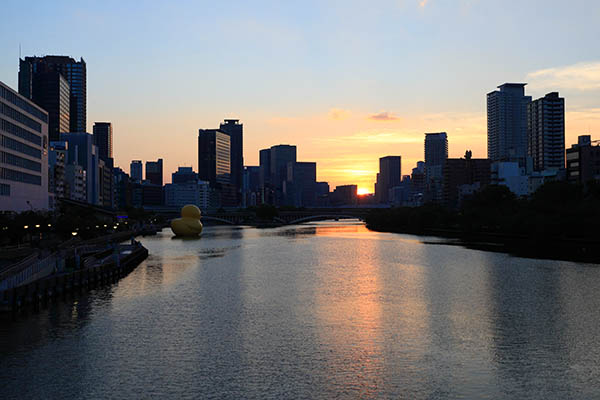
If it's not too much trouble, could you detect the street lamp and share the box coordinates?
[24,225,29,229]
[71,232,78,236]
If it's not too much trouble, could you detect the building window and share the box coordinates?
[0,183,9,196]
[0,167,41,185]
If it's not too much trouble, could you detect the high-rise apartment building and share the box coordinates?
[0,81,49,211]
[130,160,142,182]
[375,156,401,204]
[219,119,243,203]
[424,132,448,203]
[19,56,87,133]
[145,159,163,186]
[527,92,565,171]
[487,83,531,165]
[93,122,113,161]
[425,132,448,166]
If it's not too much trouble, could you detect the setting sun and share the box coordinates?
[357,188,371,195]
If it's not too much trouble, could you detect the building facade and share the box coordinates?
[566,135,600,184]
[0,81,49,211]
[164,180,210,210]
[527,92,565,171]
[198,129,235,207]
[487,83,531,165]
[61,132,99,205]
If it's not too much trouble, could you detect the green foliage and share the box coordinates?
[366,181,600,243]
[255,204,278,220]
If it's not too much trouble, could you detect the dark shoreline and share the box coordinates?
[366,225,600,265]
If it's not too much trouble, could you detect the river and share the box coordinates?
[1,221,599,399]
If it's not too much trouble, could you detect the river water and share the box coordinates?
[1,221,599,399]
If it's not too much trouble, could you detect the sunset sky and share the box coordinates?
[1,0,599,192]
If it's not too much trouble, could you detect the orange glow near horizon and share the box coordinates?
[357,188,371,195]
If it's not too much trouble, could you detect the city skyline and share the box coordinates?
[1,1,599,191]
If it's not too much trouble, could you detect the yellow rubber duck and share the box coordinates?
[171,205,203,236]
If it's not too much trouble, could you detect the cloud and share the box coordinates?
[328,108,351,120]
[368,112,400,121]
[527,61,600,91]
[419,0,429,8]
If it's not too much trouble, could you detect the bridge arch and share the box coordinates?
[286,214,364,225]
[200,216,237,225]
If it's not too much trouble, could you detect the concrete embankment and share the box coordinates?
[0,242,148,317]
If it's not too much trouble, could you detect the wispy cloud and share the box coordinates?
[419,0,429,8]
[328,108,351,120]
[368,111,400,121]
[527,61,600,91]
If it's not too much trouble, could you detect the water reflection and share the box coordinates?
[1,222,600,399]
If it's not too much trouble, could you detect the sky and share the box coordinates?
[1,0,599,192]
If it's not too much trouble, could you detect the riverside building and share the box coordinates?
[0,81,49,212]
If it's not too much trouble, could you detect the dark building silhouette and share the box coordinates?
[242,166,260,207]
[425,132,448,166]
[443,150,491,208]
[198,129,230,186]
[130,160,142,182]
[527,92,565,171]
[424,133,448,203]
[145,159,163,186]
[172,166,198,184]
[93,122,112,161]
[487,83,531,165]
[198,129,235,207]
[259,148,272,204]
[19,56,86,134]
[269,145,297,205]
[566,135,600,185]
[17,66,70,140]
[375,156,401,204]
[331,185,357,206]
[286,161,317,207]
[219,119,243,204]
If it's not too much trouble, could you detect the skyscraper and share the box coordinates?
[286,161,317,207]
[219,119,243,203]
[0,80,49,212]
[19,56,86,134]
[130,160,142,182]
[270,145,296,205]
[17,63,70,141]
[198,129,230,186]
[487,83,531,165]
[93,122,113,161]
[527,92,565,171]
[145,159,163,186]
[375,156,401,204]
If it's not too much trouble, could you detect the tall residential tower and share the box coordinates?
[487,83,531,165]
[527,92,565,171]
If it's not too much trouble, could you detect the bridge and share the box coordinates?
[147,206,371,226]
